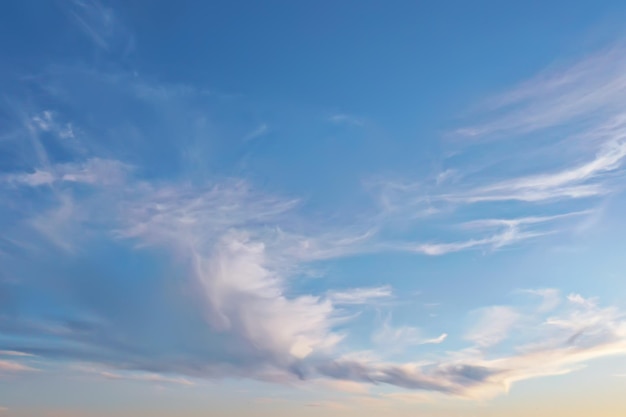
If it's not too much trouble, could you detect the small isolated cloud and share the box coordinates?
[329,114,364,126]
[99,371,194,386]
[305,401,351,411]
[243,123,269,141]
[567,293,597,308]
[518,288,561,312]
[0,351,35,357]
[422,333,448,345]
[328,286,392,305]
[0,360,35,373]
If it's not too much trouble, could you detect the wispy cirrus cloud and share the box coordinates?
[372,315,447,351]
[243,123,269,142]
[365,44,626,258]
[392,212,587,256]
[464,306,520,347]
[517,288,561,313]
[2,49,626,403]
[451,45,626,204]
[442,131,626,203]
[329,113,365,127]
[2,157,129,188]
[458,44,626,137]
[95,369,194,386]
[0,351,34,357]
[328,286,392,305]
[313,293,626,399]
[0,360,35,374]
[65,0,133,53]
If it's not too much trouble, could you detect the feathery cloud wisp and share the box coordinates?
[2,58,626,402]
[328,286,393,305]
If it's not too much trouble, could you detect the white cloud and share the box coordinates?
[400,226,547,256]
[2,158,129,188]
[99,370,194,386]
[458,44,626,137]
[519,288,561,312]
[372,315,447,352]
[566,293,597,308]
[401,212,588,256]
[4,148,626,399]
[445,45,626,206]
[0,360,35,373]
[3,169,55,187]
[243,123,269,141]
[329,114,364,126]
[67,0,131,53]
[60,158,130,185]
[328,286,392,305]
[448,134,626,203]
[30,110,54,132]
[365,45,626,259]
[0,351,35,357]
[115,181,348,363]
[316,294,626,399]
[422,333,448,345]
[3,60,626,404]
[465,306,520,347]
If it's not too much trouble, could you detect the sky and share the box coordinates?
[2,1,626,416]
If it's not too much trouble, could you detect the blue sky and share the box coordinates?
[2,1,626,416]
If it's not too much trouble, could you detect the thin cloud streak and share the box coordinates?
[445,133,626,203]
[328,286,393,305]
[2,57,626,403]
[458,44,626,137]
[367,45,626,258]
[0,360,35,373]
[372,316,447,349]
[448,45,626,205]
[243,123,269,142]
[65,0,133,54]
[312,293,626,399]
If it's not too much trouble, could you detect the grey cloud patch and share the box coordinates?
[314,360,500,395]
